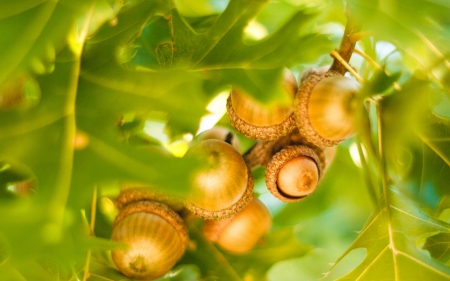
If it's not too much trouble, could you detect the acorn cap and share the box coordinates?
[295,70,358,147]
[226,70,298,141]
[116,185,184,211]
[227,96,296,141]
[242,140,278,169]
[265,145,323,202]
[269,129,326,171]
[242,129,326,170]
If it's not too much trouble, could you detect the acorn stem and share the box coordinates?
[329,11,361,75]
[242,140,277,169]
[224,132,233,145]
[330,50,363,83]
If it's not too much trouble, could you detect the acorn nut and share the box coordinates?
[111,201,188,280]
[203,198,271,253]
[265,145,323,202]
[183,139,254,220]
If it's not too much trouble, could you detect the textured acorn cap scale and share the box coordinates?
[116,185,184,211]
[294,70,359,147]
[242,129,327,171]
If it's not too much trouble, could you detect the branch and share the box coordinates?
[329,9,361,75]
[242,140,277,169]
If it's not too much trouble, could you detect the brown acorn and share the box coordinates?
[203,198,271,253]
[227,69,298,140]
[294,69,360,147]
[111,201,188,280]
[183,139,254,220]
[265,145,323,202]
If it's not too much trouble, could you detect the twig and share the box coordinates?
[82,185,98,281]
[330,50,363,83]
[353,49,402,91]
[242,140,277,169]
[356,139,378,207]
[329,11,361,75]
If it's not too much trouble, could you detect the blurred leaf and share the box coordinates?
[155,265,202,281]
[360,68,402,97]
[423,232,450,263]
[268,248,366,281]
[380,76,430,150]
[348,0,450,86]
[443,70,450,93]
[0,0,103,84]
[80,0,209,135]
[419,144,450,209]
[417,111,450,167]
[161,0,333,104]
[180,227,242,281]
[223,228,309,280]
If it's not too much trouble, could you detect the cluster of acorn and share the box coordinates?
[110,67,360,280]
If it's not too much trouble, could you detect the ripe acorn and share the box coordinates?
[183,139,254,220]
[111,201,188,280]
[227,69,298,140]
[265,145,323,202]
[294,70,360,147]
[203,197,271,253]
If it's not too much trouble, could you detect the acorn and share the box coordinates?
[203,197,271,253]
[294,70,360,147]
[183,139,254,220]
[227,69,298,140]
[265,145,323,202]
[111,201,188,280]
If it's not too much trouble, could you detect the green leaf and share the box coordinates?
[417,112,450,167]
[223,228,309,280]
[155,265,202,281]
[360,68,402,97]
[158,0,333,104]
[0,0,102,84]
[419,144,450,209]
[423,232,450,263]
[180,227,242,281]
[325,188,450,280]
